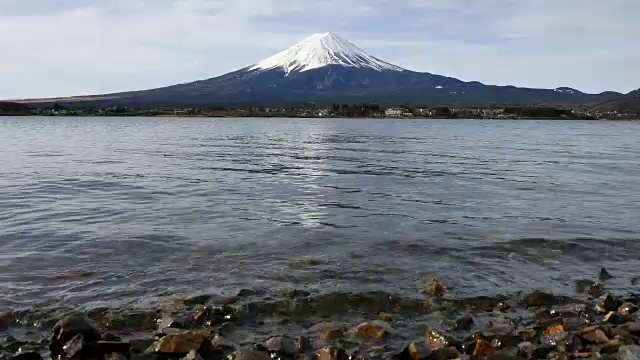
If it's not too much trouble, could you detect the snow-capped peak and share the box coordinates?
[250,32,405,74]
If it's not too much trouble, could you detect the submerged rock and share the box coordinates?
[579,327,609,344]
[600,267,614,281]
[49,314,102,357]
[230,350,270,360]
[524,291,561,308]
[455,316,474,331]
[352,321,390,340]
[619,303,639,316]
[296,336,312,354]
[265,336,296,356]
[428,279,445,297]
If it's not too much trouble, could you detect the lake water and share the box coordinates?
[1,117,639,318]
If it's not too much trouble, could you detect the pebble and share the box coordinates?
[265,336,296,356]
[352,321,389,340]
[426,329,459,350]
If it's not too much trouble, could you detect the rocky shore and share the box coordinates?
[2,269,640,360]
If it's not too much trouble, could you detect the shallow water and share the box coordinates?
[0,117,639,314]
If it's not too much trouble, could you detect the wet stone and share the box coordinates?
[151,331,210,354]
[296,336,312,354]
[431,347,460,360]
[597,294,620,314]
[0,312,17,329]
[619,303,639,316]
[230,350,270,360]
[473,339,497,358]
[157,318,183,331]
[130,339,155,354]
[425,330,459,350]
[428,279,445,297]
[8,353,43,360]
[407,342,431,360]
[107,353,129,360]
[181,350,204,360]
[580,327,610,344]
[486,355,526,360]
[605,311,627,325]
[63,334,88,359]
[352,321,389,340]
[265,336,296,356]
[543,325,565,336]
[50,314,102,357]
[600,267,614,281]
[524,291,560,308]
[316,347,348,360]
[455,316,474,331]
[616,345,640,360]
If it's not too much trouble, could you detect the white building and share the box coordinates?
[385,108,405,117]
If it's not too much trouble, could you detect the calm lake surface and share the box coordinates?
[1,117,639,312]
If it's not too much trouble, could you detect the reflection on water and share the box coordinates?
[0,117,639,310]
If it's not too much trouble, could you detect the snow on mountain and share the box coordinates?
[250,32,405,75]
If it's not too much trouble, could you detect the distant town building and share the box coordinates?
[385,107,405,117]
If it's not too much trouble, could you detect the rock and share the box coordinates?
[544,325,565,336]
[296,336,312,354]
[428,279,445,297]
[473,340,497,357]
[352,321,389,340]
[157,318,183,331]
[181,350,204,360]
[316,347,348,360]
[50,314,102,357]
[629,321,640,336]
[0,312,16,329]
[107,353,129,360]
[524,291,560,308]
[130,339,154,354]
[63,334,88,359]
[514,328,538,341]
[426,330,460,350]
[486,355,526,360]
[151,331,210,354]
[619,303,639,316]
[408,342,432,360]
[431,347,460,360]
[97,342,131,359]
[589,283,605,298]
[600,267,614,280]
[517,342,552,359]
[580,327,610,344]
[542,332,569,347]
[230,350,271,360]
[310,322,342,343]
[617,345,640,360]
[8,353,43,360]
[496,302,512,313]
[324,329,342,342]
[605,311,627,325]
[379,312,393,321]
[597,294,620,313]
[455,316,474,330]
[265,336,296,356]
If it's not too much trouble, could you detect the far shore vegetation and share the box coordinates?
[0,101,637,120]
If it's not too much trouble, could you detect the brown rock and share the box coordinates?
[514,328,538,341]
[352,321,389,340]
[193,307,210,324]
[580,327,609,344]
[151,331,210,354]
[473,340,497,357]
[426,329,459,350]
[379,312,393,321]
[0,311,16,328]
[316,347,348,360]
[324,329,342,342]
[572,352,592,358]
[496,302,512,313]
[310,322,342,342]
[618,302,639,316]
[544,325,565,336]
[524,291,559,308]
[265,336,296,356]
[596,294,619,313]
[604,311,626,325]
[428,279,445,297]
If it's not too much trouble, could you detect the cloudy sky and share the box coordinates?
[1,0,638,99]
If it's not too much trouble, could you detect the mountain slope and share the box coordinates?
[22,32,623,108]
[594,89,640,114]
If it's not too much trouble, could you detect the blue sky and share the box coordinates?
[1,0,638,99]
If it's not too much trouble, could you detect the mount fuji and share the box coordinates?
[26,32,622,107]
